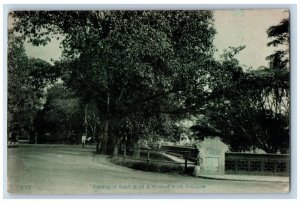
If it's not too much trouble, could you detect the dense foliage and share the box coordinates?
[8,11,289,154]
[191,18,289,153]
[8,31,60,142]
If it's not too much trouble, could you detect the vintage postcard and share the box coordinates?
[7,9,290,195]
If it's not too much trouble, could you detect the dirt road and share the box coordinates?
[7,144,289,195]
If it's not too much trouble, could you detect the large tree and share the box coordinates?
[266,17,289,69]
[191,16,290,153]
[7,30,59,142]
[12,11,216,153]
[34,83,83,144]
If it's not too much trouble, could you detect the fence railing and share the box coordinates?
[114,146,289,176]
[160,145,198,161]
[225,152,289,176]
[114,146,196,171]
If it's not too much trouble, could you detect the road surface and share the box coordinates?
[7,144,289,194]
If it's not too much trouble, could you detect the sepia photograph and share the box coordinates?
[6,8,290,195]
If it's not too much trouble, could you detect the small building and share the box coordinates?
[179,134,191,145]
[195,136,229,175]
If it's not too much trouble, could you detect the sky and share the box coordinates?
[213,9,289,69]
[23,9,289,69]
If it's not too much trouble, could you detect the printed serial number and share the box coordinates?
[20,185,31,190]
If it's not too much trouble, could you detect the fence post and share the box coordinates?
[248,159,251,172]
[261,160,265,173]
[123,146,126,162]
[184,152,188,172]
[146,149,150,164]
[286,159,290,175]
[235,160,238,173]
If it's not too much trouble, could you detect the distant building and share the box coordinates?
[179,134,191,145]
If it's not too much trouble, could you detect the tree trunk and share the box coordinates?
[96,136,101,153]
[101,91,111,154]
[101,120,109,154]
[84,105,88,137]
[107,133,115,154]
[133,141,140,159]
[100,121,115,154]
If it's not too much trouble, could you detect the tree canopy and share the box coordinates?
[9,11,290,154]
[8,31,60,142]
[12,10,217,153]
[191,17,289,153]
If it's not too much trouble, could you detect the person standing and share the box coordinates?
[81,134,87,148]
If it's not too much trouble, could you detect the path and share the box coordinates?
[7,144,289,194]
[160,152,195,166]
